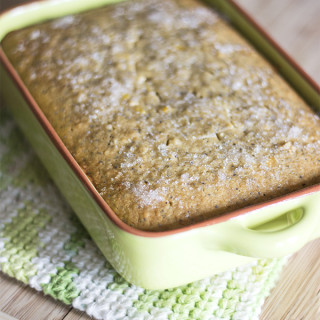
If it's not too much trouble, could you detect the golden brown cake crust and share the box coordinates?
[2,0,320,230]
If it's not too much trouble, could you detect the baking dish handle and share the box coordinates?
[218,203,319,258]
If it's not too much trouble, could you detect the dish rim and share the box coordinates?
[1,0,319,238]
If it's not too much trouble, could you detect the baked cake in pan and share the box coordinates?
[2,0,320,230]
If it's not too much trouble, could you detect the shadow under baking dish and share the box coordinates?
[0,0,319,289]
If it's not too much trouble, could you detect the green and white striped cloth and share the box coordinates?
[0,107,287,320]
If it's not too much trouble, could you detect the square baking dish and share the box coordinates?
[1,0,319,290]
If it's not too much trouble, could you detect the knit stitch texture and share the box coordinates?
[0,107,287,320]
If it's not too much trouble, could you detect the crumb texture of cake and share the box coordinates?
[2,0,320,230]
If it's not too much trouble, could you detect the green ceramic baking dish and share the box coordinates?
[0,0,319,290]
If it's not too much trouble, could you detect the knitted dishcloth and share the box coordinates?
[0,107,287,320]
